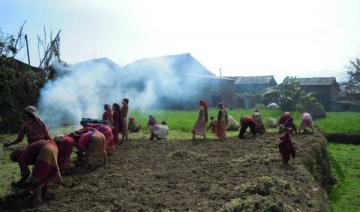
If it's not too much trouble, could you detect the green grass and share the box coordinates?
[130,108,287,133]
[0,134,21,197]
[315,112,360,134]
[327,143,360,211]
[130,109,360,135]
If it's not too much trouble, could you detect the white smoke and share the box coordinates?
[38,55,212,128]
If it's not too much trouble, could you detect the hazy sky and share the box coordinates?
[1,0,359,82]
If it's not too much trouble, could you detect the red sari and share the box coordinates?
[32,141,62,186]
[75,130,107,165]
[192,101,208,136]
[278,131,296,165]
[215,108,228,139]
[112,110,122,144]
[82,122,115,152]
[102,110,113,124]
[56,135,75,170]
[16,140,61,189]
[279,112,291,126]
[14,120,51,145]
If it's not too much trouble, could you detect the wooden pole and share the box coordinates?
[25,34,31,66]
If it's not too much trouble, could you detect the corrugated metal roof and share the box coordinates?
[229,75,276,85]
[297,77,338,86]
[183,73,234,81]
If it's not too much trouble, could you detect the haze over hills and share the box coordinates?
[121,53,214,76]
[40,53,219,128]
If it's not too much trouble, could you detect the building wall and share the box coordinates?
[301,85,334,109]
[330,86,339,99]
[235,84,273,93]
[202,78,236,108]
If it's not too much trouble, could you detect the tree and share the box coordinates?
[263,77,318,111]
[0,21,26,58]
[346,57,360,90]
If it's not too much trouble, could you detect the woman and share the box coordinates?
[252,109,265,134]
[69,128,107,167]
[10,139,62,203]
[112,103,122,145]
[278,112,297,134]
[120,98,129,142]
[102,104,113,125]
[279,112,291,127]
[148,117,169,140]
[4,106,51,147]
[192,100,208,140]
[298,112,314,134]
[54,134,75,172]
[82,122,115,152]
[238,116,259,138]
[278,130,296,166]
[148,115,159,139]
[215,102,228,141]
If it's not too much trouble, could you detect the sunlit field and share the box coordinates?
[1,109,360,209]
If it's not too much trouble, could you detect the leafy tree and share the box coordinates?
[264,77,318,111]
[346,57,360,90]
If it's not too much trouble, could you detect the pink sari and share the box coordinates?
[192,109,207,136]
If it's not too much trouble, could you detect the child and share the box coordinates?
[128,117,142,133]
[207,116,216,133]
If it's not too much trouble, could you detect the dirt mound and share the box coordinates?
[0,132,332,211]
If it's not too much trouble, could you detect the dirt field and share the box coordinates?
[0,132,332,211]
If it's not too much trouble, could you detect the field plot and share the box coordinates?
[0,132,331,211]
[328,143,360,211]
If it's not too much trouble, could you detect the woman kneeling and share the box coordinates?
[10,140,62,203]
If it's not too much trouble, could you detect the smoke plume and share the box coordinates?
[38,54,214,128]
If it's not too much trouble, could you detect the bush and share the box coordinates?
[0,58,46,132]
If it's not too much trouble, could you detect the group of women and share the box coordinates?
[103,98,129,144]
[3,99,315,203]
[4,106,67,203]
[3,98,131,204]
[192,101,229,140]
[191,100,315,166]
[191,100,267,140]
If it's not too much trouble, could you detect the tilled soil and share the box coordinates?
[0,132,331,211]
